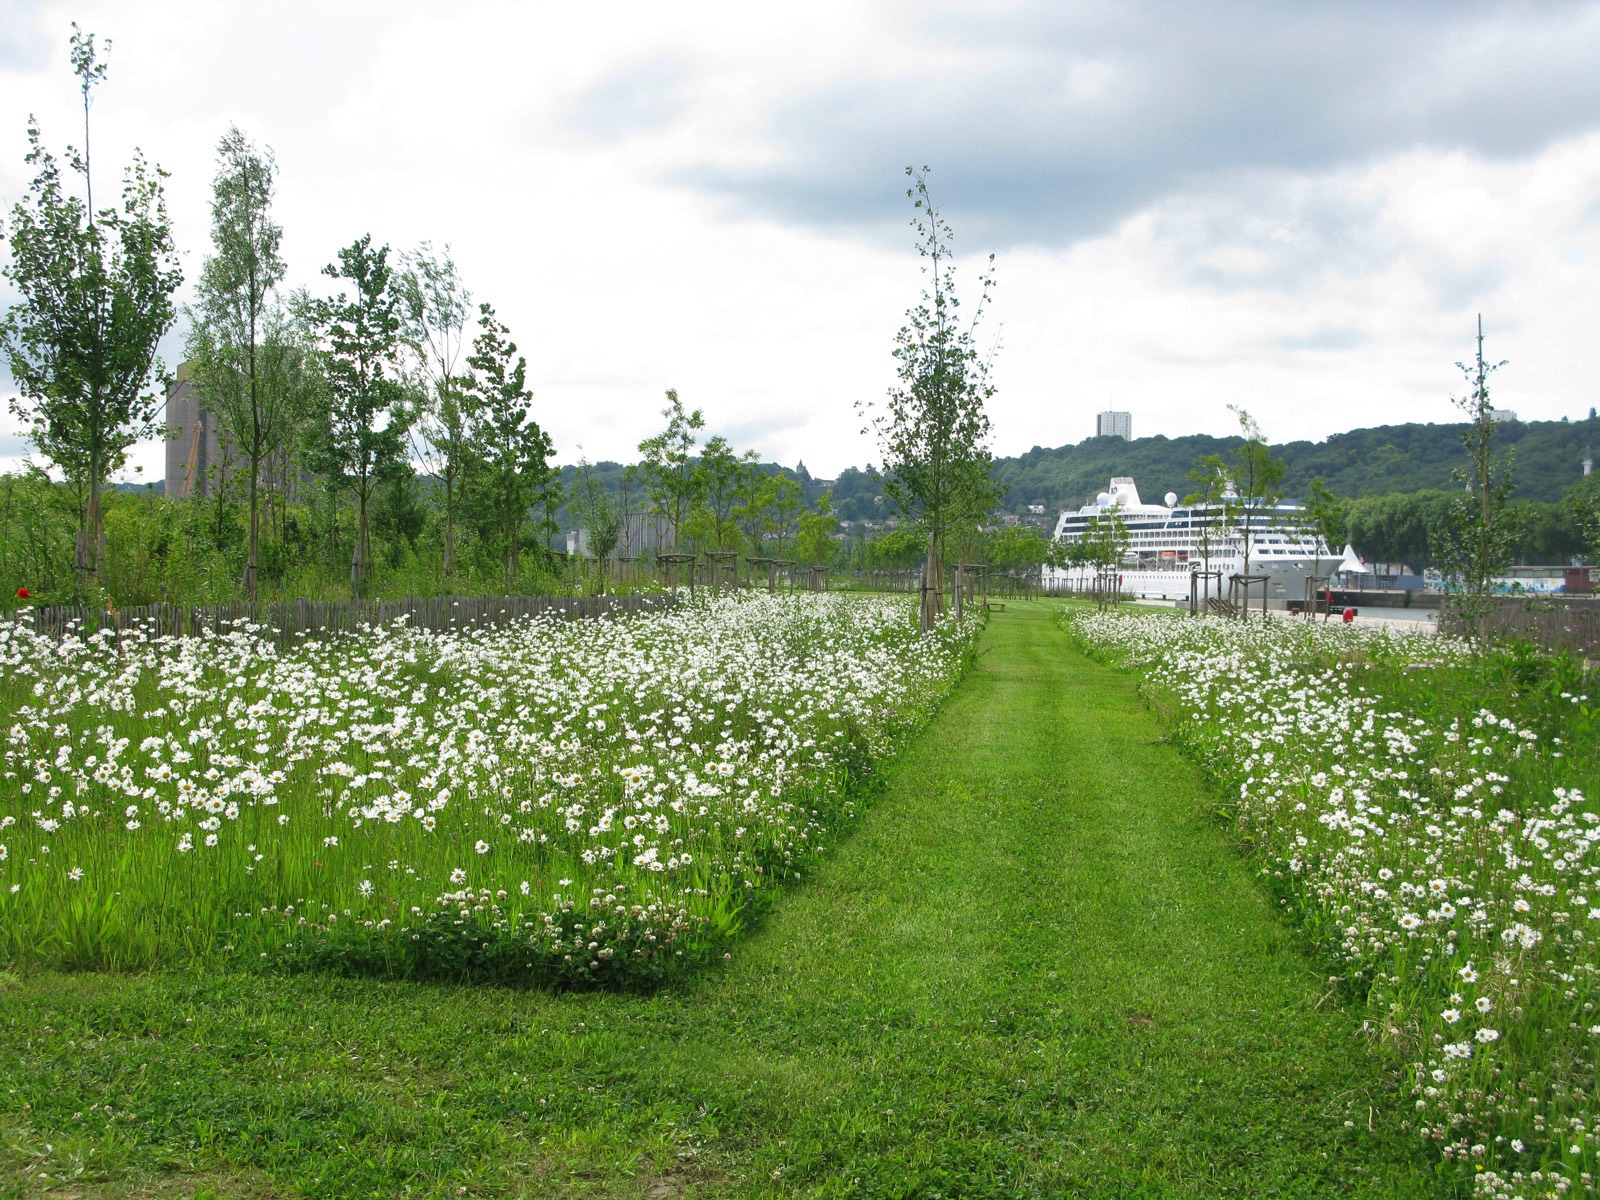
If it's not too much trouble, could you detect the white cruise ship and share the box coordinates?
[1046,477,1335,603]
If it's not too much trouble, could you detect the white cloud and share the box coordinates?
[2,0,1599,489]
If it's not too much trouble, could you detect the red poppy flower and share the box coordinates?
[15,588,28,600]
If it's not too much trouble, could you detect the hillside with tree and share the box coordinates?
[994,415,1599,512]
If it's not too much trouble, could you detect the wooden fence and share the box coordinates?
[1439,596,1600,659]
[1,593,680,650]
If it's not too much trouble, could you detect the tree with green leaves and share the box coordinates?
[628,390,704,558]
[571,455,622,584]
[463,303,552,587]
[0,25,181,588]
[185,125,291,600]
[1184,454,1231,598]
[306,235,410,597]
[860,167,1000,631]
[1438,317,1524,638]
[685,434,755,553]
[794,492,839,570]
[1563,472,1600,567]
[1227,406,1286,594]
[760,474,805,560]
[397,243,473,588]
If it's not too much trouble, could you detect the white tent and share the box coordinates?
[1338,543,1367,575]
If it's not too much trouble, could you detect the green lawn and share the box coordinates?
[0,602,1447,1198]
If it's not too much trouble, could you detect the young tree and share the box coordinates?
[685,434,755,553]
[186,125,289,600]
[794,492,839,568]
[1563,472,1600,567]
[397,244,473,587]
[306,235,410,597]
[1301,476,1345,590]
[0,26,182,587]
[1438,317,1524,638]
[571,455,622,584]
[761,474,805,559]
[463,303,552,588]
[734,465,771,555]
[860,167,1001,631]
[628,390,704,556]
[1184,454,1231,600]
[1227,405,1286,592]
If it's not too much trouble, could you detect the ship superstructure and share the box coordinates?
[1048,477,1333,602]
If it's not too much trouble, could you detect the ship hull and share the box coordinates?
[1046,558,1325,603]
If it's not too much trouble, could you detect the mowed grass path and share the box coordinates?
[0,603,1443,1199]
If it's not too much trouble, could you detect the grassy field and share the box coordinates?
[0,602,1445,1198]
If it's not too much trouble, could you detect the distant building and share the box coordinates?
[1096,410,1132,440]
[164,363,238,499]
[570,514,675,560]
[164,361,310,502]
[1487,409,1518,423]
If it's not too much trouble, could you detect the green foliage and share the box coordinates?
[305,235,411,597]
[0,606,1435,1198]
[570,455,623,571]
[984,522,1051,574]
[793,491,838,566]
[396,242,473,587]
[0,27,181,587]
[994,415,1600,514]
[864,167,1001,630]
[1184,453,1232,571]
[462,303,552,587]
[1227,405,1288,578]
[682,433,754,553]
[0,470,75,602]
[1564,471,1600,564]
[1303,477,1346,563]
[186,125,305,601]
[628,389,705,553]
[1435,321,1525,635]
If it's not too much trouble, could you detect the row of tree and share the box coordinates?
[1,30,855,607]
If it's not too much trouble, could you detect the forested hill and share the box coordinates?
[993,414,1600,512]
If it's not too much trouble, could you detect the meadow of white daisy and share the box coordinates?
[1065,607,1599,1199]
[0,592,977,988]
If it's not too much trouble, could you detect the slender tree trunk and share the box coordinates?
[244,462,260,601]
[80,468,104,585]
[244,307,260,602]
[352,478,369,597]
[442,474,456,590]
[504,509,519,589]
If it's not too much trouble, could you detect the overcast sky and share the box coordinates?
[3,0,1599,485]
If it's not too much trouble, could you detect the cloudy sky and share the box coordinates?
[2,0,1599,483]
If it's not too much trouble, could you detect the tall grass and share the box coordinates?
[0,592,977,988]
[1064,607,1599,1199]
